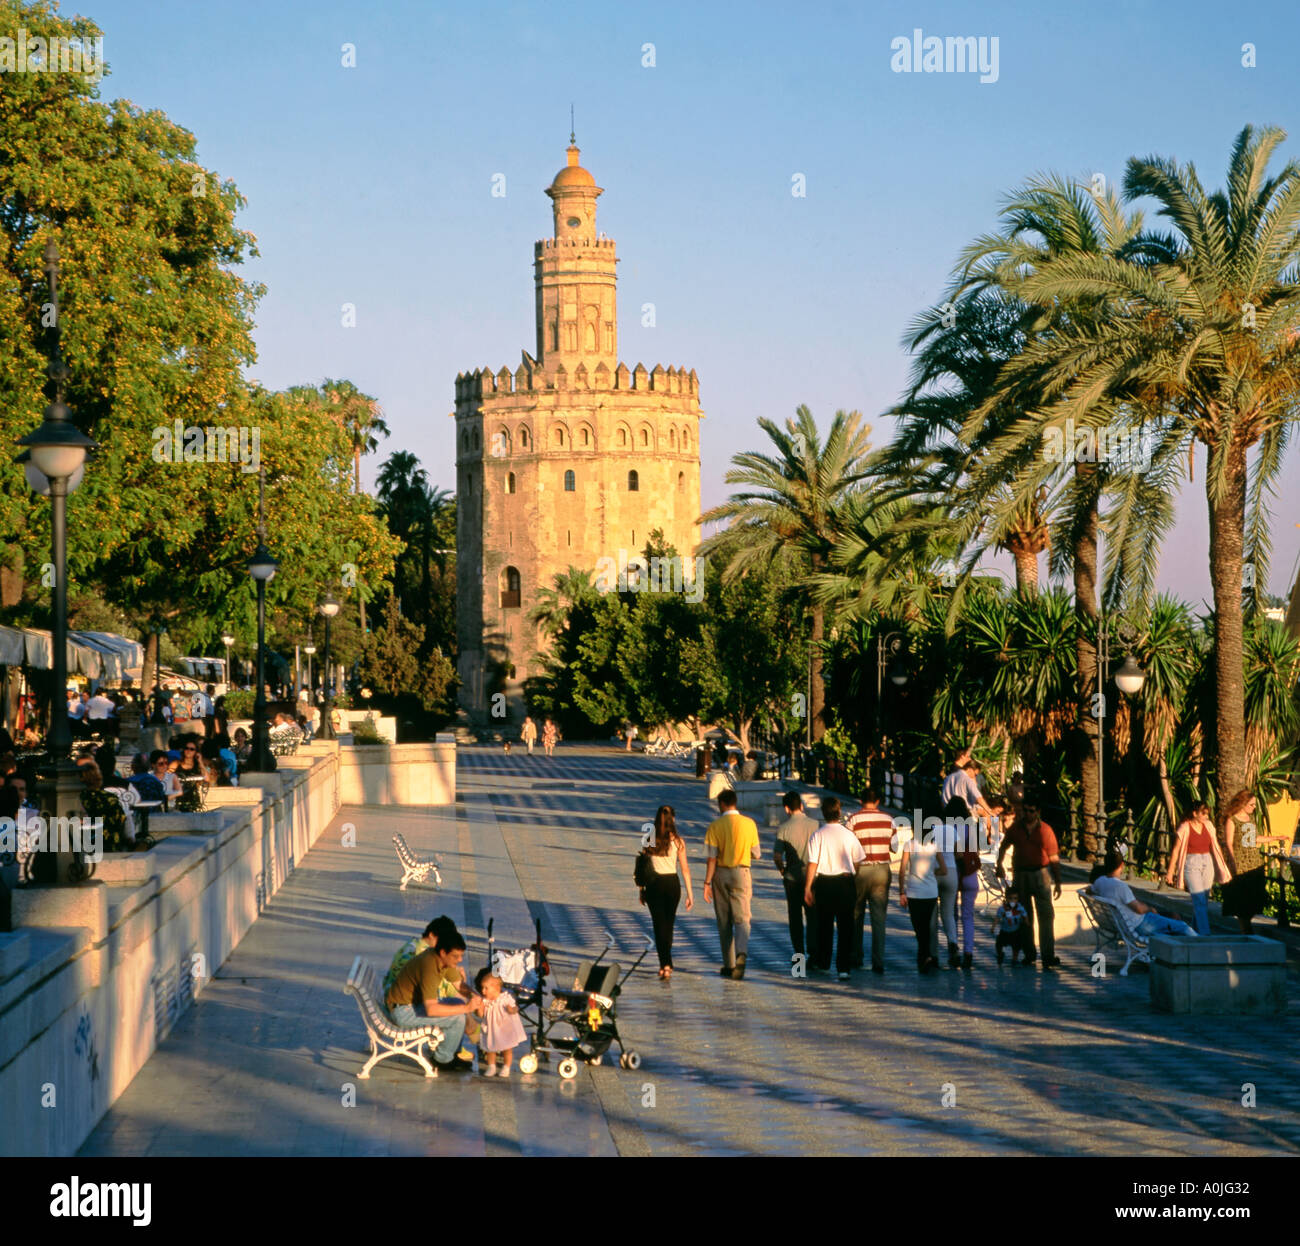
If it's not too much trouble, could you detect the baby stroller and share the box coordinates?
[485,918,548,1072]
[492,919,650,1079]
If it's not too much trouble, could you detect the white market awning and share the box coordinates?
[0,625,25,666]
[0,627,144,679]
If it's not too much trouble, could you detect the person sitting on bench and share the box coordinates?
[385,930,484,1065]
[385,916,481,1060]
[1090,851,1198,940]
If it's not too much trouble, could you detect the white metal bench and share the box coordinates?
[1080,889,1152,976]
[344,955,444,1079]
[393,834,442,891]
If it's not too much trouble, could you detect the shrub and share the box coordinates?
[222,689,255,719]
[351,720,386,745]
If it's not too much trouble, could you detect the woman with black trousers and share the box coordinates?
[638,805,694,979]
[900,826,944,972]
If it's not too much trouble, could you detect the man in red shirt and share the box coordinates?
[846,787,896,974]
[995,794,1063,970]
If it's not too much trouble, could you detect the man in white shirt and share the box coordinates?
[85,690,116,721]
[942,759,991,818]
[803,797,866,979]
[190,686,215,736]
[1090,852,1197,940]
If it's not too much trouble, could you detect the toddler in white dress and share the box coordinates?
[475,968,527,1077]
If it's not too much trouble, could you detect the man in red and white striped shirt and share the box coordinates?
[846,787,896,974]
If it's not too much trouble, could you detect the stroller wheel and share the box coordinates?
[589,1054,602,1067]
[558,1057,579,1080]
[621,1050,642,1070]
[519,1053,539,1075]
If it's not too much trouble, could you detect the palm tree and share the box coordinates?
[319,378,390,494]
[528,568,597,642]
[944,175,1167,855]
[377,451,447,619]
[698,405,873,741]
[880,291,1052,596]
[974,127,1300,798]
[809,490,958,625]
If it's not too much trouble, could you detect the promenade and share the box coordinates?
[80,746,1300,1157]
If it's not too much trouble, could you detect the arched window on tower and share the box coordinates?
[628,470,639,492]
[554,426,566,448]
[506,472,516,494]
[670,428,677,449]
[564,469,575,492]
[500,566,521,609]
[579,426,590,447]
[639,428,649,447]
[617,427,628,448]
[519,426,531,449]
[683,427,691,450]
[472,429,480,451]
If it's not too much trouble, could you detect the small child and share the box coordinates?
[475,967,527,1077]
[994,887,1032,965]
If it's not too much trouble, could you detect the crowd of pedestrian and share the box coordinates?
[626,746,1240,982]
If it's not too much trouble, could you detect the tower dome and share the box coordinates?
[550,142,595,189]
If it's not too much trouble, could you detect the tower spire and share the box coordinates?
[570,104,575,145]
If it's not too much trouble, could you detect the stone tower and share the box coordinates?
[454,140,704,725]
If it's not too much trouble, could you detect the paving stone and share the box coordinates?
[78,745,1300,1156]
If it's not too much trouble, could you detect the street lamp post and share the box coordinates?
[318,592,340,741]
[1094,616,1145,860]
[876,631,908,770]
[17,242,96,885]
[221,631,235,691]
[244,470,279,774]
[304,643,316,700]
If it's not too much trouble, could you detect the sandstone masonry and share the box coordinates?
[454,141,703,724]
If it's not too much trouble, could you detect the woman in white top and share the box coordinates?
[638,805,694,978]
[899,818,946,973]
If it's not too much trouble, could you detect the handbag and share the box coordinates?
[634,850,651,887]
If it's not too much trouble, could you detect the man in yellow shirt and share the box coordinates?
[703,789,761,979]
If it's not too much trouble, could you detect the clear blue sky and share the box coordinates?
[93,0,1300,604]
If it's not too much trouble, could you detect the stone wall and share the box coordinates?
[337,734,456,806]
[0,744,341,1157]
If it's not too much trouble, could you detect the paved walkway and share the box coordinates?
[81,745,1300,1156]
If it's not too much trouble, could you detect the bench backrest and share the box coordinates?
[1082,890,1147,946]
[345,955,412,1040]
[393,834,418,865]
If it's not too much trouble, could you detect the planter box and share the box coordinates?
[338,740,454,806]
[732,780,788,827]
[1150,934,1287,1015]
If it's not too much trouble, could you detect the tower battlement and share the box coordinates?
[534,236,618,255]
[454,361,699,405]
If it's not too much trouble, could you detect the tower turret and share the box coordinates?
[535,140,618,371]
